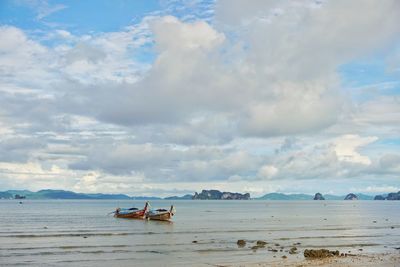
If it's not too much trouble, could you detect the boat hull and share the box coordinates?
[146,212,172,221]
[113,202,149,219]
[114,210,145,219]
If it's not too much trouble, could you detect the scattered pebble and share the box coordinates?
[256,240,267,246]
[192,240,198,243]
[237,240,246,247]
[289,247,298,254]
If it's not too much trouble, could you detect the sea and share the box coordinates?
[0,200,399,266]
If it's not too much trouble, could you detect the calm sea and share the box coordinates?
[0,200,399,266]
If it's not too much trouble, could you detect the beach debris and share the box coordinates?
[274,243,280,247]
[256,240,267,246]
[304,249,340,258]
[268,248,278,252]
[251,241,268,250]
[395,247,400,250]
[192,240,198,243]
[237,240,246,247]
[282,255,287,259]
[289,247,298,254]
[373,221,377,223]
[83,236,88,239]
[390,226,395,229]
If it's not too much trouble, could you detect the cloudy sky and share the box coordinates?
[0,0,399,197]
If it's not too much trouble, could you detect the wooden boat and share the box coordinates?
[146,205,175,221]
[113,202,149,219]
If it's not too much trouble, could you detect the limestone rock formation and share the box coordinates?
[313,193,325,200]
[344,193,358,200]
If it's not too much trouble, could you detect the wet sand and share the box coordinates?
[227,252,400,267]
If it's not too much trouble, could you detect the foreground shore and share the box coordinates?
[226,253,400,267]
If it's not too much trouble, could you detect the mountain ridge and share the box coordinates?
[0,189,385,200]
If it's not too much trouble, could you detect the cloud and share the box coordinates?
[334,135,378,165]
[364,185,400,193]
[379,154,400,173]
[0,137,46,163]
[257,165,278,179]
[1,1,400,194]
[16,0,67,20]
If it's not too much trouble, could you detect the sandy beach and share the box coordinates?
[228,252,400,267]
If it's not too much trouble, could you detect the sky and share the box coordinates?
[0,0,400,197]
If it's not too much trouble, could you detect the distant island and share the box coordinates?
[373,191,400,200]
[1,189,399,200]
[256,192,374,200]
[192,190,250,200]
[0,189,162,200]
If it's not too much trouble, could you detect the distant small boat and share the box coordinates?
[113,201,149,219]
[146,205,175,221]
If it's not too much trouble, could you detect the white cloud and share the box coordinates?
[16,0,67,20]
[334,135,378,165]
[364,186,399,193]
[257,165,278,179]
[1,1,400,195]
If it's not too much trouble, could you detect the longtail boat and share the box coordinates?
[146,205,175,221]
[113,201,149,219]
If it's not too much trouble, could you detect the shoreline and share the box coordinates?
[225,252,400,267]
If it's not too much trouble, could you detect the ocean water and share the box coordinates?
[0,200,399,266]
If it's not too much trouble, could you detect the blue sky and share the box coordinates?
[0,0,159,32]
[0,0,399,197]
